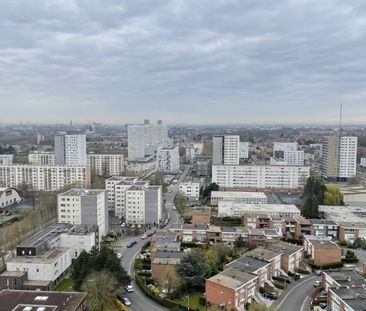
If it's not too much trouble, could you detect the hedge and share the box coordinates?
[342,258,359,263]
[309,262,343,270]
[273,281,285,290]
[295,268,310,275]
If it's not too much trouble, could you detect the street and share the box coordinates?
[274,274,320,311]
[117,165,190,310]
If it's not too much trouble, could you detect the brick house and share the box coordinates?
[304,235,341,266]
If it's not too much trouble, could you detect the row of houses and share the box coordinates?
[206,242,304,310]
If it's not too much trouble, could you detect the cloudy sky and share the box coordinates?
[1,0,366,125]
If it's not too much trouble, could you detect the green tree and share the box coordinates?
[248,304,271,311]
[323,184,343,205]
[90,173,106,189]
[177,249,208,291]
[301,176,325,218]
[82,270,119,311]
[205,249,220,276]
[72,250,92,290]
[234,235,246,251]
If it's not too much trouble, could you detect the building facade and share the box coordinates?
[0,187,21,208]
[0,155,13,166]
[28,151,55,165]
[212,165,310,190]
[0,165,90,191]
[87,153,124,176]
[213,135,240,165]
[179,182,200,199]
[55,134,87,166]
[157,146,180,173]
[57,189,108,236]
[211,191,267,206]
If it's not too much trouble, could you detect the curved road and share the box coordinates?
[119,166,189,310]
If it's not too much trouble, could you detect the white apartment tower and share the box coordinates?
[272,142,304,166]
[157,146,180,173]
[213,135,240,165]
[322,135,357,181]
[54,134,87,166]
[57,188,108,236]
[127,120,168,161]
[240,142,249,159]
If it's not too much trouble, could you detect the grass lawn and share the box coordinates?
[177,292,206,311]
[55,277,75,291]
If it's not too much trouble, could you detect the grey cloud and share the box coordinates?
[0,0,366,124]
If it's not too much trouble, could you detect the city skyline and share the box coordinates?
[1,1,366,124]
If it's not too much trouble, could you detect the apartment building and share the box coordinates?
[270,150,305,166]
[179,182,200,199]
[273,142,298,157]
[212,165,310,190]
[303,235,341,266]
[211,191,267,206]
[57,189,108,236]
[157,146,180,173]
[0,165,90,191]
[54,134,87,166]
[206,267,257,310]
[247,228,281,249]
[0,224,97,291]
[105,176,162,224]
[322,135,357,181]
[0,155,13,166]
[361,157,366,168]
[28,151,55,165]
[127,120,168,161]
[0,290,88,311]
[244,215,285,234]
[240,142,249,159]
[213,135,240,165]
[87,153,124,176]
[217,202,301,218]
[0,187,22,208]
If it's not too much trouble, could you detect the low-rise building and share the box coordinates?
[218,202,300,218]
[245,247,282,278]
[248,228,281,249]
[244,214,284,233]
[0,290,88,311]
[206,267,257,311]
[340,186,366,207]
[179,182,200,199]
[265,241,304,273]
[211,191,267,206]
[192,207,211,225]
[0,187,21,208]
[303,235,342,266]
[0,223,97,291]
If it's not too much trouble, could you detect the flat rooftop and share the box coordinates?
[309,240,340,250]
[0,290,86,311]
[319,205,366,226]
[265,241,303,256]
[211,191,267,199]
[8,248,70,265]
[59,188,105,196]
[325,270,366,287]
[330,287,366,311]
[219,202,301,216]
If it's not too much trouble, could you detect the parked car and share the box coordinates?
[120,223,126,227]
[319,303,327,309]
[121,297,131,306]
[141,234,148,240]
[315,270,322,276]
[127,241,137,248]
[117,252,123,259]
[264,291,278,300]
[125,284,134,292]
[314,281,322,287]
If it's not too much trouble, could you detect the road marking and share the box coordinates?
[300,296,310,311]
[275,275,317,311]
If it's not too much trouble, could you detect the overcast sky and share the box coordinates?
[1,0,366,125]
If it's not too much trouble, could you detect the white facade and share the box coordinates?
[28,151,55,165]
[0,155,13,166]
[185,146,196,162]
[240,142,249,159]
[211,191,267,205]
[273,142,298,154]
[157,146,180,173]
[322,136,357,180]
[0,187,22,208]
[57,189,108,236]
[105,176,162,224]
[270,151,305,166]
[6,248,71,283]
[212,165,310,189]
[179,182,200,199]
[87,153,124,176]
[59,231,96,259]
[218,202,301,218]
[54,134,87,166]
[339,136,357,178]
[361,157,366,167]
[127,120,168,161]
[0,165,90,191]
[213,135,240,165]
